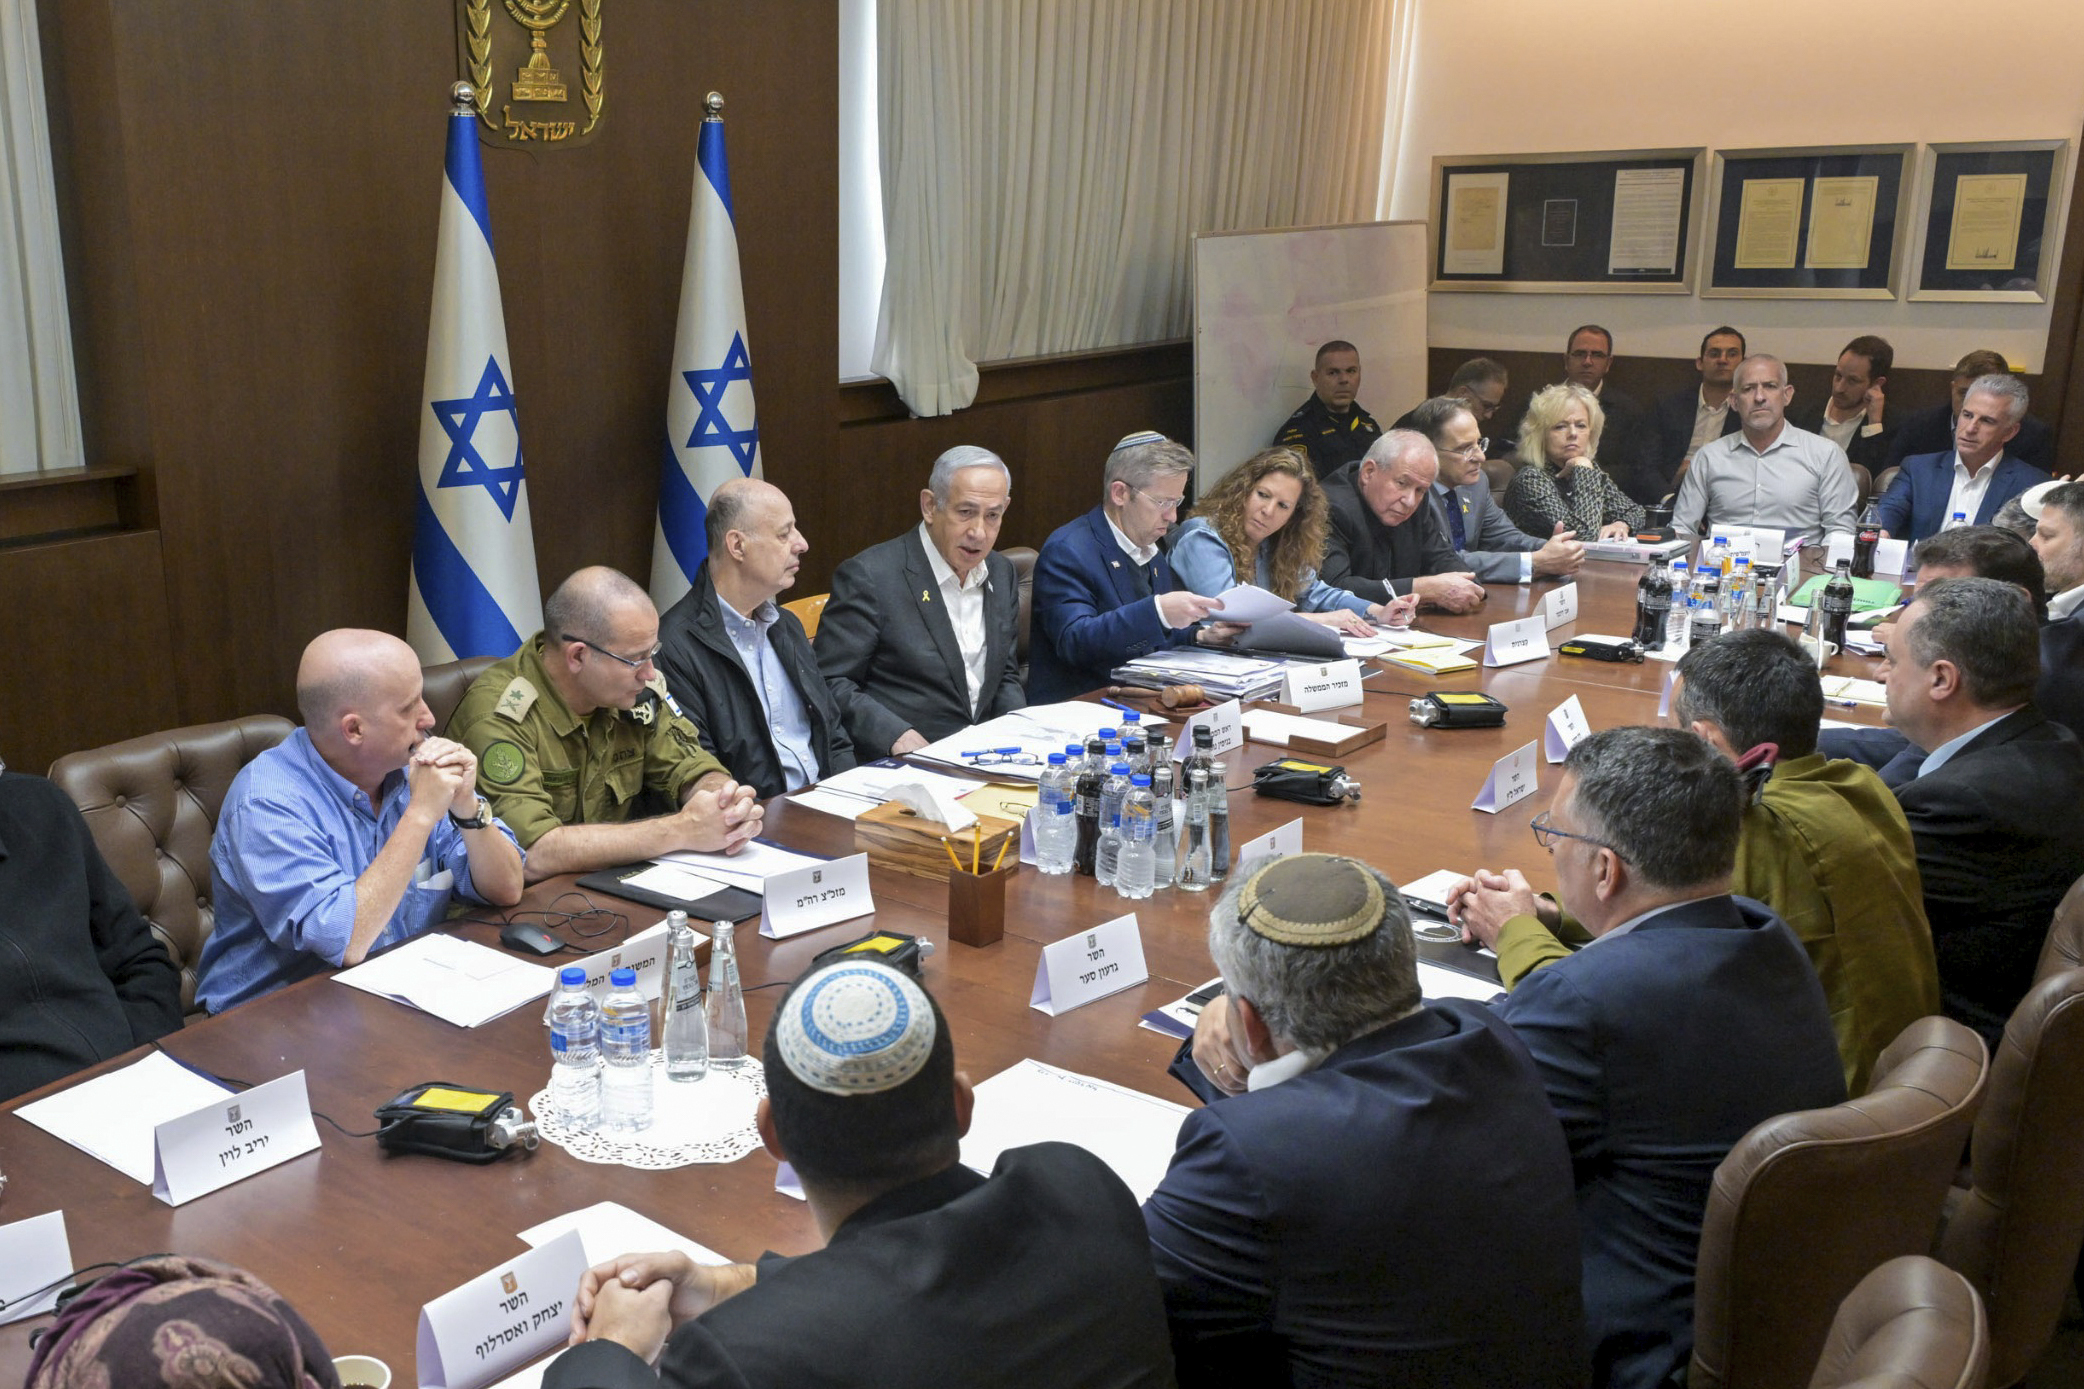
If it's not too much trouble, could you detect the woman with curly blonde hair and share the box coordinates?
[1503,382,1646,541]
[1170,447,1413,635]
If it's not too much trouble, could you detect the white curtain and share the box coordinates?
[0,0,83,475]
[872,0,1414,417]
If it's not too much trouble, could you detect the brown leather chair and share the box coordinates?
[781,593,829,642]
[47,717,296,1015]
[1662,458,1692,508]
[2032,873,2084,982]
[1873,465,1901,502]
[1809,1255,1988,1389]
[1851,463,1873,513]
[1689,1016,1989,1389]
[1481,457,1515,503]
[422,655,498,731]
[1935,967,2084,1388]
[1002,545,1038,671]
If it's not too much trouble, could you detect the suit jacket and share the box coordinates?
[1649,385,1739,484]
[1319,462,1463,603]
[814,530,1024,752]
[1885,401,2055,473]
[545,1144,1174,1389]
[655,563,861,802]
[1145,1002,1583,1389]
[2041,606,2084,736]
[1788,403,1896,476]
[1495,894,1845,1389]
[1028,505,1194,704]
[1892,707,2084,1042]
[1869,450,2051,543]
[1429,481,1542,584]
[1519,383,1658,505]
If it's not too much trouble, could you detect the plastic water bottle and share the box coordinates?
[1633,562,1670,651]
[1033,753,1077,875]
[1710,535,1732,578]
[1945,509,1968,531]
[1116,776,1156,899]
[547,966,601,1130]
[662,911,709,1083]
[1665,561,1692,648]
[1124,730,1150,779]
[1073,737,1106,876]
[1207,760,1232,882]
[1096,762,1131,886]
[1150,761,1177,888]
[1178,767,1213,892]
[1689,591,1722,647]
[598,968,653,1134]
[1727,556,1754,628]
[705,919,750,1069]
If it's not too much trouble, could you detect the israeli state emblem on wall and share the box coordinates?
[456,0,604,148]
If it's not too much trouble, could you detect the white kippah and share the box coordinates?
[775,963,937,1096]
[2020,479,2063,520]
[1111,430,1168,454]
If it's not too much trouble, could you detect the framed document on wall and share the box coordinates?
[1701,145,1912,298]
[1427,149,1705,294]
[1908,139,2069,302]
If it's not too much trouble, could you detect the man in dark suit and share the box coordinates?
[2030,482,2084,736]
[1877,577,2084,1043]
[1453,726,1845,1389]
[1884,348,2055,473]
[547,960,1176,1389]
[1872,374,2050,544]
[1408,395,1585,587]
[1319,429,1488,611]
[1540,325,1659,504]
[1274,339,1383,478]
[1156,853,1583,1388]
[1028,432,1229,703]
[815,447,1025,754]
[1647,325,1746,491]
[656,479,863,801]
[1789,334,1898,476]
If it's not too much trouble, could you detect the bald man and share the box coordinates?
[195,630,526,1013]
[657,479,865,800]
[449,566,761,881]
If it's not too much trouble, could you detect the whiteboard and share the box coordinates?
[1192,221,1429,494]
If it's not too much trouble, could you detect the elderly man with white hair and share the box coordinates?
[816,445,1027,754]
[196,629,525,1013]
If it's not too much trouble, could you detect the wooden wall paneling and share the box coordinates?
[2041,120,2084,473]
[1,532,178,774]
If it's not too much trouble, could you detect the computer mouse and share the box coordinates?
[500,921,564,956]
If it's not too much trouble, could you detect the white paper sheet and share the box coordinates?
[1206,583,1296,623]
[959,1059,1190,1204]
[0,1211,74,1325]
[14,1051,234,1186]
[1417,960,1505,1003]
[617,861,732,899]
[655,840,828,891]
[1240,709,1362,747]
[518,1201,733,1270]
[786,787,880,821]
[333,933,556,1028]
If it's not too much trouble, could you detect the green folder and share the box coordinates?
[1786,573,1903,613]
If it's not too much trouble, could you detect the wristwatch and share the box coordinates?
[449,795,492,830]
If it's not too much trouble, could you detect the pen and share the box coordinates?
[1098,696,1140,715]
[1825,698,1861,709]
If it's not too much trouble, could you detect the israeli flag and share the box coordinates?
[649,100,762,610]
[407,102,543,663]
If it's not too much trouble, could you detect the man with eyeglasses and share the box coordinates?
[1449,726,1844,1389]
[450,566,762,882]
[1028,432,1238,703]
[1319,429,1487,614]
[1545,326,1657,505]
[1408,395,1584,588]
[1274,340,1382,480]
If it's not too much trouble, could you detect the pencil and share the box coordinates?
[992,834,1009,872]
[942,837,963,871]
[971,827,981,873]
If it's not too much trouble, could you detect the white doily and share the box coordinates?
[530,1051,767,1169]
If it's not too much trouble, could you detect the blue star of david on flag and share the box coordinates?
[432,356,526,519]
[683,332,759,475]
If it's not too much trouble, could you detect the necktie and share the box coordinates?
[1446,494,1467,551]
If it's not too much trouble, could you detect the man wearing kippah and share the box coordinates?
[546,961,1175,1389]
[1150,853,1584,1387]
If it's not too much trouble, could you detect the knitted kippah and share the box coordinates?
[775,963,937,1096]
[1111,430,1168,453]
[1235,854,1385,947]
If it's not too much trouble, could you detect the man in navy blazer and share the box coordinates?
[1452,726,1844,1389]
[1408,395,1585,587]
[1876,577,2084,1042]
[1872,374,2050,544]
[1154,853,1584,1388]
[1028,432,1231,703]
[815,447,1026,754]
[1885,348,2055,473]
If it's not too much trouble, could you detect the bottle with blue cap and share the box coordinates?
[1096,761,1131,886]
[599,967,654,1133]
[1033,752,1076,875]
[1116,775,1157,899]
[546,965,601,1130]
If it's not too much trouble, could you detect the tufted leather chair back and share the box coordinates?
[48,716,295,1015]
[2032,873,2084,983]
[1808,1256,1988,1389]
[1690,1016,1989,1389]
[1003,546,1038,669]
[422,656,498,733]
[1935,967,2084,1388]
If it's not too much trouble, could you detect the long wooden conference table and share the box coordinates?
[0,557,1886,1381]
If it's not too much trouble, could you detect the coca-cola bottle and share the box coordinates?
[1851,505,1881,580]
[1633,563,1671,651]
[1818,560,1857,659]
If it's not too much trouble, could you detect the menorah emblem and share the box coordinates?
[505,0,570,103]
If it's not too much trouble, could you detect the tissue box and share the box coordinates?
[854,799,1021,882]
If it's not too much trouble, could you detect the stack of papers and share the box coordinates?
[15,1051,235,1185]
[1203,583,1294,622]
[1241,709,1362,748]
[959,1059,1190,1203]
[789,761,987,821]
[911,703,1173,782]
[1371,629,1474,652]
[334,933,557,1027]
[1380,645,1478,675]
[1418,960,1504,1003]
[1821,675,1888,706]
[1112,648,1290,702]
[655,839,827,892]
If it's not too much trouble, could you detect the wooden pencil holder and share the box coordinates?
[947,864,1017,948]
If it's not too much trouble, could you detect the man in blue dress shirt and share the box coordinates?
[196,629,526,1013]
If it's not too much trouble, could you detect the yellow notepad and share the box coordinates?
[1382,647,1479,675]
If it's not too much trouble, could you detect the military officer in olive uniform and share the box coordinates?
[449,566,763,882]
[1274,340,1383,479]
